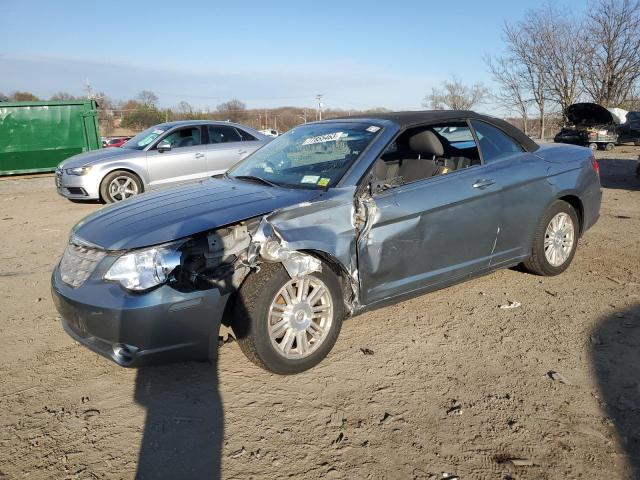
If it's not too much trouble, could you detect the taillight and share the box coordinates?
[591,157,600,177]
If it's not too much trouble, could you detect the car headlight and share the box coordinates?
[104,245,182,291]
[66,166,93,176]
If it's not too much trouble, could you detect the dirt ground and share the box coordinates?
[0,147,639,480]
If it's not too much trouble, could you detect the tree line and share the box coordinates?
[425,0,640,138]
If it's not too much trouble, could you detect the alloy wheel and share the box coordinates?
[544,212,575,267]
[108,176,139,201]
[267,276,333,359]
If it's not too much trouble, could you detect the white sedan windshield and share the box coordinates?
[122,126,167,150]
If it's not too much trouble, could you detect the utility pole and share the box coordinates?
[83,79,93,99]
[316,94,323,121]
[264,109,268,129]
[303,108,307,123]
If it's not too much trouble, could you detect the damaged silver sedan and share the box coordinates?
[51,111,602,374]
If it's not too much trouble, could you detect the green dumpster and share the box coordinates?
[0,100,101,175]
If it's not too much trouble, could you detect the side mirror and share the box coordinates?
[157,140,171,152]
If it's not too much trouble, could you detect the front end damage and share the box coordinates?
[174,189,379,333]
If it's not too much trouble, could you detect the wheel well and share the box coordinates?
[558,195,584,234]
[303,250,355,307]
[99,168,145,201]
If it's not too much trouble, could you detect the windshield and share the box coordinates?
[228,122,381,188]
[122,126,168,150]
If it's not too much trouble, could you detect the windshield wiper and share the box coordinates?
[231,175,280,188]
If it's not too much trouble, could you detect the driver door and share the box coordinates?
[145,126,207,189]
[357,122,502,305]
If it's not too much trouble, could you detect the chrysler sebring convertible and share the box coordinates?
[51,111,601,374]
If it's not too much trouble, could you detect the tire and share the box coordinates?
[522,200,579,276]
[588,142,598,150]
[605,142,615,151]
[232,261,344,374]
[99,170,143,203]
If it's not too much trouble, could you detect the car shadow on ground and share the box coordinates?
[590,303,640,478]
[597,157,640,191]
[134,361,223,480]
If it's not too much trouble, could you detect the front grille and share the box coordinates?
[59,243,106,288]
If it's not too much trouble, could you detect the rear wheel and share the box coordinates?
[605,142,615,151]
[522,200,579,276]
[100,170,142,203]
[232,261,344,374]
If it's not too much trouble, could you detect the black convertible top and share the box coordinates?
[334,110,539,152]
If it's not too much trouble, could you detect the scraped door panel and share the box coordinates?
[488,153,554,266]
[358,166,501,305]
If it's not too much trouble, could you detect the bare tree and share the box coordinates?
[503,19,548,138]
[485,56,532,134]
[177,101,193,115]
[216,99,247,123]
[423,76,487,110]
[10,91,39,101]
[50,91,78,101]
[534,5,586,117]
[581,0,640,106]
[136,90,159,108]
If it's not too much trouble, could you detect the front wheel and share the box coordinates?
[522,200,579,276]
[100,170,142,203]
[232,261,344,374]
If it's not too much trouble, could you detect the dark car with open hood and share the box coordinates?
[52,111,602,374]
[554,102,618,151]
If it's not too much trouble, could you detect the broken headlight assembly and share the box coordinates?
[104,244,182,291]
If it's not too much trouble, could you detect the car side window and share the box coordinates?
[371,121,482,188]
[208,125,243,144]
[237,128,257,141]
[158,127,202,149]
[470,120,523,163]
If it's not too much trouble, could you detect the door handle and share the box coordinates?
[237,149,247,155]
[195,152,205,158]
[472,178,496,189]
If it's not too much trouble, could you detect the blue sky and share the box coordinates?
[0,0,586,113]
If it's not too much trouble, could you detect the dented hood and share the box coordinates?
[71,178,323,250]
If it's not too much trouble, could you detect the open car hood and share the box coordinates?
[566,103,614,125]
[71,178,323,250]
[607,107,629,125]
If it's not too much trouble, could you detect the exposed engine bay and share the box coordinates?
[169,192,378,313]
[176,218,258,293]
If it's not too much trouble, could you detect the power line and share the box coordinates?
[152,91,315,101]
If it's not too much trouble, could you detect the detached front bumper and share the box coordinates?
[51,266,227,367]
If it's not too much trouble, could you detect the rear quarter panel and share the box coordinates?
[535,143,602,233]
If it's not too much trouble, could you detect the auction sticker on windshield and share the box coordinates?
[301,175,320,184]
[302,132,345,146]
